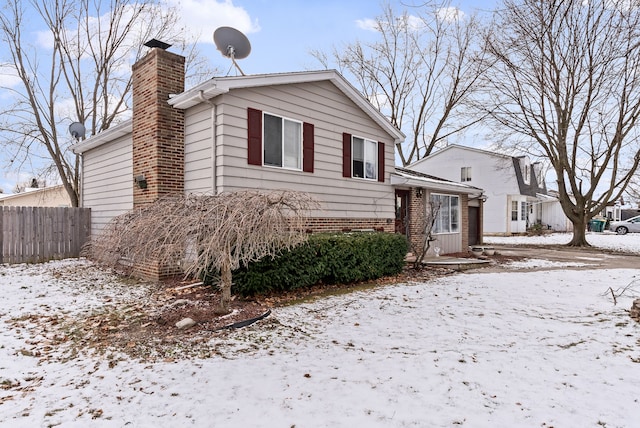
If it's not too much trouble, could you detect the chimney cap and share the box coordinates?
[144,39,171,50]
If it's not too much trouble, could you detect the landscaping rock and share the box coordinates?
[175,318,196,329]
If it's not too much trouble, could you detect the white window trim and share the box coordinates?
[262,111,303,171]
[430,193,460,234]
[351,135,378,180]
[461,166,472,182]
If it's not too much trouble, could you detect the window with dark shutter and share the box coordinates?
[378,142,385,182]
[248,108,314,172]
[345,133,380,181]
[303,122,314,173]
[247,108,262,165]
[342,133,352,177]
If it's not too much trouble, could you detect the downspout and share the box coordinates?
[198,90,217,194]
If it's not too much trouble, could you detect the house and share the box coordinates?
[0,184,71,207]
[392,167,485,250]
[409,144,567,235]
[72,43,483,278]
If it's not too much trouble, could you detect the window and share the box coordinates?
[431,194,460,234]
[521,201,527,221]
[247,108,314,172]
[461,167,472,182]
[511,201,518,221]
[342,133,385,182]
[352,136,378,180]
[263,113,302,169]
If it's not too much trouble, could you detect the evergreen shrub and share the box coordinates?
[212,232,408,296]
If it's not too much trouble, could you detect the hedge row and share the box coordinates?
[205,232,408,296]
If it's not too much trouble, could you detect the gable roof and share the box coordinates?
[168,70,404,142]
[410,144,511,169]
[392,167,484,197]
[73,70,404,154]
[73,120,132,154]
[409,143,547,197]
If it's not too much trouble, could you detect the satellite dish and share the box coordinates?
[69,122,86,141]
[214,26,251,76]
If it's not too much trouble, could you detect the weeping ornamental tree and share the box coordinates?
[481,0,640,246]
[0,0,209,206]
[87,191,317,314]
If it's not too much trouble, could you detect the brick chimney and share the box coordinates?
[132,41,185,208]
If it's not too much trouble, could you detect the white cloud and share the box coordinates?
[437,6,464,22]
[169,0,260,44]
[357,14,423,33]
[356,18,378,32]
[0,63,22,88]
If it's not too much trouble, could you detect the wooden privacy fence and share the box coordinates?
[0,206,91,264]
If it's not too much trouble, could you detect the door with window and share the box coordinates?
[395,190,410,236]
[510,198,527,233]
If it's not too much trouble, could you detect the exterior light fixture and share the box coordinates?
[134,175,148,189]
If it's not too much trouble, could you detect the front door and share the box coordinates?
[395,189,410,236]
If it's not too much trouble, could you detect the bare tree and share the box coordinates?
[312,1,487,166]
[480,0,640,246]
[0,0,211,206]
[87,191,317,313]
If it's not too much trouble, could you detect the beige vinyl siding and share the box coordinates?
[428,232,461,254]
[82,134,133,235]
[0,185,71,207]
[184,103,214,195]
[183,80,395,219]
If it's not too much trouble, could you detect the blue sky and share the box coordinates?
[0,0,498,193]
[194,0,498,75]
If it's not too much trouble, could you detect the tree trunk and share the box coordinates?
[567,216,590,247]
[218,261,232,314]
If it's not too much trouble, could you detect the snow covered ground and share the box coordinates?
[1,234,640,427]
[484,230,640,254]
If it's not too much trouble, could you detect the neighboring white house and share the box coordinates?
[409,144,569,234]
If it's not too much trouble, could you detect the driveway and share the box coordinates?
[484,244,639,271]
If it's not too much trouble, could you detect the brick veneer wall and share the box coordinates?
[131,47,185,280]
[407,188,426,253]
[305,218,394,233]
[132,47,185,208]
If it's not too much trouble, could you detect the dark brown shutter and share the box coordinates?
[377,142,385,182]
[303,122,314,173]
[247,108,262,165]
[342,133,351,177]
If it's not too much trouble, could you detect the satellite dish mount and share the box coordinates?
[214,27,251,76]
